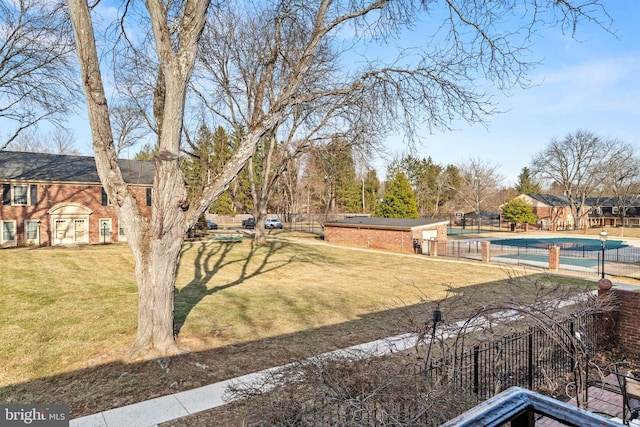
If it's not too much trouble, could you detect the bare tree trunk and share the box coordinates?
[67,0,208,359]
[130,235,185,358]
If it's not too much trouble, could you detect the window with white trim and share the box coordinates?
[2,221,16,243]
[101,188,113,206]
[1,184,38,206]
[13,185,28,205]
[612,206,619,215]
[25,220,39,242]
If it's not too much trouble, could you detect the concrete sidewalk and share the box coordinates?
[69,333,419,427]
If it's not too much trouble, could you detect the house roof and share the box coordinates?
[0,151,154,185]
[525,194,640,208]
[325,217,448,230]
[525,194,571,206]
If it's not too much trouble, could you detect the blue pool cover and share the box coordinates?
[489,237,627,251]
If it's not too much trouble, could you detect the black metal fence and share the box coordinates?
[420,314,597,401]
[443,240,640,279]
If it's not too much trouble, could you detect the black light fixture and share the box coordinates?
[425,306,444,366]
[599,229,608,279]
[432,309,443,324]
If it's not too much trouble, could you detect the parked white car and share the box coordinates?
[264,218,283,229]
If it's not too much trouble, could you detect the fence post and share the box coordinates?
[481,241,491,263]
[528,331,534,390]
[429,239,438,257]
[569,321,575,373]
[549,246,560,271]
[473,346,480,395]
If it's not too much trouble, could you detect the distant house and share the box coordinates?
[516,194,640,230]
[516,194,576,231]
[587,196,640,228]
[0,151,154,247]
[323,217,448,254]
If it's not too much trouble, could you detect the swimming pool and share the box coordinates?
[489,237,628,251]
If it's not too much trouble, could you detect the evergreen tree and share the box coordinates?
[307,140,361,214]
[390,155,459,217]
[376,171,419,218]
[501,197,538,228]
[331,143,361,212]
[180,125,242,215]
[363,169,380,214]
[515,167,542,194]
[182,124,216,201]
[182,125,235,205]
[134,143,158,161]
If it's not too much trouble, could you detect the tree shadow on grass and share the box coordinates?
[0,273,598,421]
[173,239,299,335]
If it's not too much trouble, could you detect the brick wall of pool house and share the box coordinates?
[323,223,447,255]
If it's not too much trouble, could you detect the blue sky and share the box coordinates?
[377,2,640,186]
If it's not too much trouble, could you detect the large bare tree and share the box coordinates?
[65,0,612,359]
[0,0,78,150]
[453,157,503,229]
[600,143,640,226]
[8,127,80,154]
[531,130,627,230]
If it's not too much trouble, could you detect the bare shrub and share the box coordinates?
[229,354,478,426]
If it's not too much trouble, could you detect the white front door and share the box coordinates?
[421,230,437,255]
[74,219,86,242]
[54,219,68,244]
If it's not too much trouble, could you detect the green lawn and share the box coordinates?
[0,236,594,389]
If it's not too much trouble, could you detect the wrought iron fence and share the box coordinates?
[420,314,597,401]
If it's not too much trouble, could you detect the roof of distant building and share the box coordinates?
[0,151,154,185]
[325,217,448,230]
[526,194,571,206]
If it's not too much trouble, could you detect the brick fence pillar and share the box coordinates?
[429,239,438,257]
[481,241,490,263]
[619,227,624,237]
[597,282,616,350]
[549,246,560,271]
[611,288,640,357]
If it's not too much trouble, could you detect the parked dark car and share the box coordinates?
[206,220,218,230]
[242,217,255,229]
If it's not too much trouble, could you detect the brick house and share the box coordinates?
[323,217,448,255]
[516,194,640,230]
[0,151,154,247]
[516,194,577,231]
